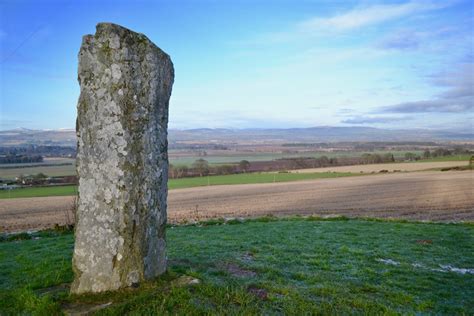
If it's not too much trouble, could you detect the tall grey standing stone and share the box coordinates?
[72,23,174,294]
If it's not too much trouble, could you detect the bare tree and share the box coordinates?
[63,196,77,229]
[239,160,250,172]
[192,159,209,176]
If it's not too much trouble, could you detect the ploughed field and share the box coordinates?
[1,170,472,232]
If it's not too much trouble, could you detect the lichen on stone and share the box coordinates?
[72,23,174,294]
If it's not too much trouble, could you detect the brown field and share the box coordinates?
[0,170,473,232]
[290,161,469,174]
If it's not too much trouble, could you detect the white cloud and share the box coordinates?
[234,1,459,46]
[298,1,456,32]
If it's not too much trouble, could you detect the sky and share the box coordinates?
[0,0,473,131]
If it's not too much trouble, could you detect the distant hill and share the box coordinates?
[0,129,77,146]
[0,126,472,146]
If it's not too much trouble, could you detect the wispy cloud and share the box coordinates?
[377,30,421,50]
[298,1,456,33]
[378,63,473,113]
[377,26,463,51]
[430,62,473,88]
[338,108,357,114]
[379,99,472,113]
[236,1,459,47]
[342,115,410,125]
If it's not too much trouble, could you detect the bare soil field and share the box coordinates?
[0,170,472,232]
[291,161,468,174]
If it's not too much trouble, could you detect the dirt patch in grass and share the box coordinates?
[416,239,433,245]
[35,283,70,296]
[247,286,268,300]
[225,263,257,278]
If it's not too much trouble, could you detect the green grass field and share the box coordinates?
[0,164,76,179]
[1,217,472,314]
[416,154,472,163]
[0,172,356,199]
[168,171,356,189]
[0,185,78,199]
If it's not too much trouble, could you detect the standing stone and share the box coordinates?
[71,23,174,294]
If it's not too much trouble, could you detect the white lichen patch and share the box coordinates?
[377,258,400,266]
[111,64,122,82]
[109,33,121,49]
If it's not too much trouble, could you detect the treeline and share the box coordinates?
[422,147,471,158]
[169,159,250,179]
[169,143,229,150]
[0,145,76,158]
[282,143,331,148]
[169,148,473,179]
[360,153,395,164]
[282,141,439,149]
[263,154,395,170]
[281,148,471,169]
[168,154,394,178]
[0,154,43,164]
[1,173,77,186]
[404,148,472,161]
[353,142,438,150]
[169,154,393,178]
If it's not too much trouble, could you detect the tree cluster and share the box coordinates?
[423,147,471,158]
[360,153,395,164]
[0,145,76,158]
[0,154,43,164]
[169,159,250,179]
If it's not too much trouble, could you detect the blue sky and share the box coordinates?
[0,0,472,130]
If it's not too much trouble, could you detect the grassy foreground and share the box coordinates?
[0,172,356,199]
[1,217,473,314]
